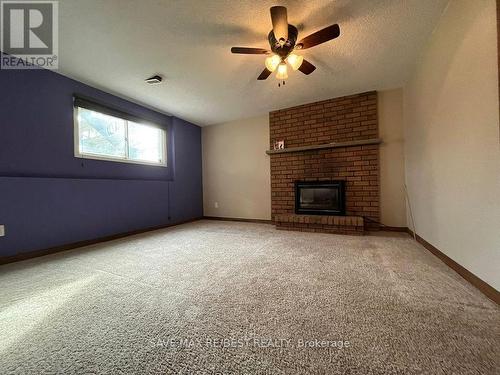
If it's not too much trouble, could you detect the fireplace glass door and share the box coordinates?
[295,181,345,215]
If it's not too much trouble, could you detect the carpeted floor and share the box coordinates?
[0,220,498,374]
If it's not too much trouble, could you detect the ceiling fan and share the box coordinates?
[231,6,341,86]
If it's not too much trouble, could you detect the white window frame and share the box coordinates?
[73,106,168,167]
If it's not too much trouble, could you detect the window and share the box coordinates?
[74,99,167,167]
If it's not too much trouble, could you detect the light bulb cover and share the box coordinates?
[286,54,304,71]
[265,55,281,72]
[276,62,288,80]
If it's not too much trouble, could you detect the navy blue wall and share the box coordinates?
[0,67,203,258]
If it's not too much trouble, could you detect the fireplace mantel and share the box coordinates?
[265,138,381,155]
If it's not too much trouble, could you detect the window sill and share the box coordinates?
[74,153,167,168]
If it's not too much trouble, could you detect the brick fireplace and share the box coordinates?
[269,91,380,234]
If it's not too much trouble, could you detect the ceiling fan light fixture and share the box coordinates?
[286,54,304,71]
[276,62,288,80]
[230,6,341,82]
[265,54,281,72]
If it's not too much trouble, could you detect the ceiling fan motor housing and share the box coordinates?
[268,25,298,59]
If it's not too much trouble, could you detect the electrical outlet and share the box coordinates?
[214,202,219,209]
[0,225,5,237]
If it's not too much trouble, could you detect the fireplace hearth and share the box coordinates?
[295,181,346,215]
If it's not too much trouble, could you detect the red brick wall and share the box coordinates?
[269,91,380,230]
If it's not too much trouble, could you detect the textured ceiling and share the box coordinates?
[58,0,449,126]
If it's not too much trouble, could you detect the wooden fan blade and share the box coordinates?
[270,6,288,42]
[257,68,272,80]
[297,24,340,50]
[298,59,316,75]
[231,47,269,54]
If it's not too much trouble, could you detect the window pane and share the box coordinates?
[128,122,164,164]
[78,107,126,158]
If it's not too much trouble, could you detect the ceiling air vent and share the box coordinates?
[145,75,163,85]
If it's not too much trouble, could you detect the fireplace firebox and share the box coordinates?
[295,181,346,215]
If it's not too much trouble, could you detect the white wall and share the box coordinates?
[379,89,406,227]
[404,0,500,289]
[202,115,271,220]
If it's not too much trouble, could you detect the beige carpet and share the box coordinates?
[0,220,498,374]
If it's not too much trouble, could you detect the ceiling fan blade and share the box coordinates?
[297,24,340,50]
[270,6,288,42]
[298,59,316,75]
[231,47,269,54]
[257,68,272,80]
